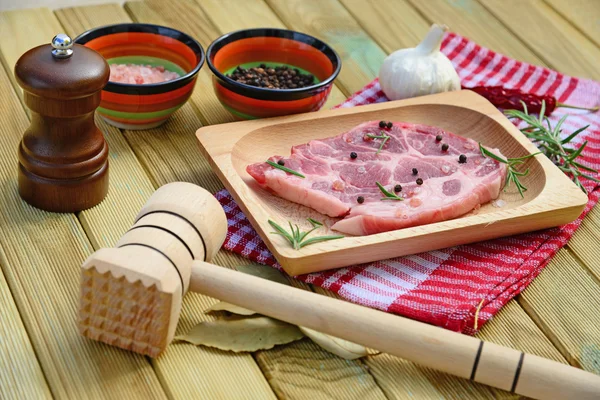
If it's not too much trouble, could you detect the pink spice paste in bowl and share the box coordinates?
[109,64,181,84]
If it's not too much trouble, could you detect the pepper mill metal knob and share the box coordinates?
[51,33,74,58]
[14,34,110,212]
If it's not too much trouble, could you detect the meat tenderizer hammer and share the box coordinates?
[78,182,600,400]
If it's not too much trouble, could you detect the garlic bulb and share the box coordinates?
[379,24,460,100]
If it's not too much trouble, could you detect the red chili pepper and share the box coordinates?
[463,85,598,114]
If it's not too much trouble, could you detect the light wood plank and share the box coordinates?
[0,15,167,397]
[566,207,600,282]
[519,248,600,373]
[545,0,600,49]
[0,266,52,400]
[405,0,546,67]
[55,4,278,399]
[195,0,347,108]
[123,1,388,398]
[264,0,387,95]
[366,301,567,400]
[339,0,598,383]
[312,287,497,399]
[480,0,600,80]
[255,339,384,400]
[338,0,430,53]
[0,8,63,102]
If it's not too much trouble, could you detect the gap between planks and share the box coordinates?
[54,3,280,399]
[339,0,600,375]
[123,0,390,398]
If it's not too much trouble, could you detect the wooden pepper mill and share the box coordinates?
[14,33,110,212]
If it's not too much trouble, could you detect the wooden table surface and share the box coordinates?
[0,0,599,399]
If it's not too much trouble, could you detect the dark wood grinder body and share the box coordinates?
[14,34,110,212]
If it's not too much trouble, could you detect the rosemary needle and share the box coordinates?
[266,160,305,178]
[268,219,343,250]
[376,182,403,201]
[367,131,391,154]
[504,100,599,194]
[478,143,540,198]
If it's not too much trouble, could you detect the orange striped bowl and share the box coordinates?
[207,29,341,120]
[75,23,204,130]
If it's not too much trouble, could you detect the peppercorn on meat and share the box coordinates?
[247,121,507,235]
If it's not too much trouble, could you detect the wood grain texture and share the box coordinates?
[405,0,546,67]
[265,0,387,95]
[312,284,567,399]
[0,8,63,101]
[55,3,128,35]
[197,91,587,275]
[164,3,389,396]
[480,0,600,80]
[519,248,600,374]
[255,339,386,400]
[0,29,167,399]
[133,2,392,397]
[339,0,430,53]
[315,3,578,398]
[0,265,52,400]
[545,0,600,49]
[192,261,600,399]
[194,0,347,108]
[2,1,598,399]
[311,286,497,399]
[567,209,600,282]
[55,4,278,399]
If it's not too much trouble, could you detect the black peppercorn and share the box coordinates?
[357,196,365,204]
[277,159,285,166]
[441,143,449,152]
[379,121,386,128]
[436,134,443,142]
[387,122,393,129]
[394,184,402,193]
[350,151,358,159]
[459,154,467,163]
[412,168,418,175]
[416,178,423,185]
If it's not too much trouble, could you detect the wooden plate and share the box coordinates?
[196,90,587,276]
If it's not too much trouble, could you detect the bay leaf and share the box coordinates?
[232,264,372,359]
[235,264,291,286]
[205,301,256,316]
[299,326,368,360]
[174,315,304,352]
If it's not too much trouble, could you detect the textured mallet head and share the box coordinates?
[78,182,227,357]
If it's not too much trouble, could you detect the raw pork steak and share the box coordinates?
[247,121,507,235]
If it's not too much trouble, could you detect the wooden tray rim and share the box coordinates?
[197,90,588,274]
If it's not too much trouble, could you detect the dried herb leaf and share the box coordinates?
[299,327,368,360]
[205,301,256,316]
[174,315,304,352]
[227,264,369,359]
[235,264,290,285]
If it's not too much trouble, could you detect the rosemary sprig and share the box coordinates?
[504,100,599,194]
[268,218,344,250]
[266,160,305,178]
[376,181,403,201]
[479,143,540,198]
[366,131,391,154]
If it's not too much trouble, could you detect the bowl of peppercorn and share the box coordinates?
[206,28,341,120]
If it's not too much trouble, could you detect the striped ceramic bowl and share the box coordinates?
[75,23,204,130]
[206,28,341,120]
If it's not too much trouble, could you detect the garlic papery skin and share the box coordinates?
[379,24,460,101]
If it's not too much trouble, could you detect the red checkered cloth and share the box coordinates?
[215,32,600,334]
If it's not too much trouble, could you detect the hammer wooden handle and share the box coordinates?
[190,261,600,400]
